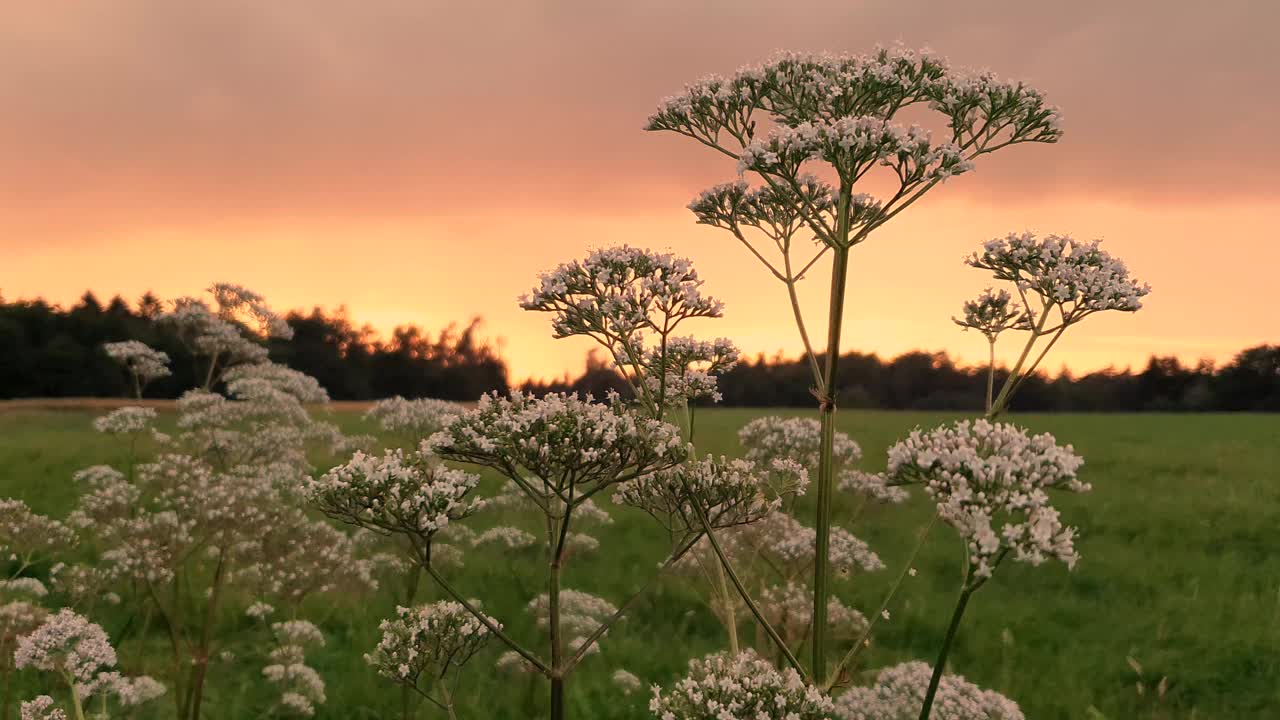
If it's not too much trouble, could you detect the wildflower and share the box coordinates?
[760,583,867,647]
[427,392,687,502]
[19,696,66,720]
[306,449,483,559]
[613,669,642,695]
[15,609,117,684]
[640,336,739,406]
[528,590,618,644]
[838,470,909,504]
[366,602,496,690]
[364,396,462,438]
[886,419,1087,578]
[965,233,1150,316]
[953,288,1033,341]
[91,406,157,435]
[103,340,172,390]
[835,661,1023,719]
[615,456,801,533]
[0,501,75,559]
[739,416,862,476]
[649,649,837,719]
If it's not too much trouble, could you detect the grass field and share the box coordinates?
[1,407,1277,719]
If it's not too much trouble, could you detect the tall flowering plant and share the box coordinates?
[646,47,1064,678]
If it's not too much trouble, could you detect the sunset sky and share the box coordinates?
[2,1,1276,381]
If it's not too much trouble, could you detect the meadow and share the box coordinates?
[1,405,1275,719]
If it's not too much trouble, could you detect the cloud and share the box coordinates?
[0,0,1275,243]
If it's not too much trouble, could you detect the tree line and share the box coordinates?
[0,291,508,400]
[2,291,1276,410]
[523,347,1280,412]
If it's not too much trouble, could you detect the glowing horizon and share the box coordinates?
[2,2,1275,383]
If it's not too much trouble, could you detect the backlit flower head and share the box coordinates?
[614,455,801,534]
[520,246,723,342]
[953,288,1033,341]
[739,416,862,476]
[886,419,1087,578]
[103,340,171,384]
[965,232,1150,317]
[306,448,484,554]
[426,392,687,502]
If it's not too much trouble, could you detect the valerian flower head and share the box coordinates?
[649,649,837,720]
[614,455,802,534]
[103,340,171,384]
[528,589,618,643]
[520,246,723,342]
[0,500,75,558]
[305,448,484,552]
[965,232,1151,317]
[760,582,868,648]
[641,336,740,406]
[19,696,66,720]
[613,669,643,695]
[366,602,495,690]
[207,282,294,340]
[739,416,861,475]
[91,406,157,435]
[837,470,909,505]
[363,397,462,439]
[426,392,687,502]
[953,288,1033,341]
[15,609,117,684]
[835,661,1024,720]
[886,419,1087,579]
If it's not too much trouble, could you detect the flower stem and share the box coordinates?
[918,587,974,720]
[812,241,850,681]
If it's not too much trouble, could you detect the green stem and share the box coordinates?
[918,588,974,720]
[985,340,995,414]
[812,241,851,681]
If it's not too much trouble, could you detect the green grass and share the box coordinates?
[1,408,1277,719]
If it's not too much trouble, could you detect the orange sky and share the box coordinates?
[2,1,1276,381]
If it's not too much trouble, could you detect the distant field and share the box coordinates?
[1,407,1276,719]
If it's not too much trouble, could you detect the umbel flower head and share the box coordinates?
[520,246,723,342]
[835,661,1023,720]
[103,340,171,384]
[305,448,484,560]
[649,649,837,720]
[366,602,496,690]
[738,416,862,476]
[15,609,118,685]
[649,48,1060,249]
[965,232,1151,318]
[364,396,462,439]
[614,455,804,534]
[953,288,1032,341]
[426,392,687,504]
[641,336,740,406]
[886,419,1087,579]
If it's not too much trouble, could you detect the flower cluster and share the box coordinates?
[615,456,801,534]
[305,448,484,555]
[649,649,837,719]
[641,336,739,406]
[953,288,1032,341]
[261,619,327,717]
[364,396,462,440]
[103,340,171,390]
[520,246,723,342]
[739,416,861,478]
[528,589,618,653]
[427,392,687,501]
[965,233,1151,317]
[91,406,158,435]
[835,661,1023,720]
[0,500,74,560]
[886,420,1088,578]
[366,602,495,690]
[759,582,868,649]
